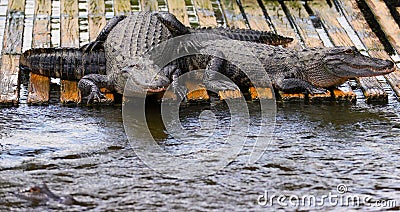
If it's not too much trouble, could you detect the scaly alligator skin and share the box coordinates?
[95,37,395,99]
[190,27,293,46]
[19,46,106,81]
[14,183,78,205]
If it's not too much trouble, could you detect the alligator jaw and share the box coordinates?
[335,59,396,78]
[146,86,168,94]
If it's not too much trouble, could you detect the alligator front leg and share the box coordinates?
[78,74,113,104]
[277,78,327,95]
[82,15,127,52]
[154,12,190,36]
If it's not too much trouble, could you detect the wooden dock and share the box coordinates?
[0,0,400,106]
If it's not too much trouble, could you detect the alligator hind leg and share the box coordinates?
[82,15,127,52]
[78,74,113,104]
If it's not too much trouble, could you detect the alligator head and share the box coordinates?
[298,46,396,88]
[118,56,171,97]
[14,183,78,205]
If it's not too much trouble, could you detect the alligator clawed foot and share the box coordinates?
[86,91,107,105]
[173,85,188,101]
[218,89,243,100]
[307,87,328,95]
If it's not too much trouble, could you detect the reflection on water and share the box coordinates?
[0,99,399,210]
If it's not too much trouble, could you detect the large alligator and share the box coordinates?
[14,183,78,205]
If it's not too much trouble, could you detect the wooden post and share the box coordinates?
[166,0,190,26]
[27,0,52,105]
[241,0,271,31]
[114,0,131,15]
[0,0,25,106]
[192,0,217,27]
[59,0,80,104]
[140,0,158,12]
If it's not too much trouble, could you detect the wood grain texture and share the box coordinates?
[192,0,217,27]
[261,0,301,49]
[167,0,190,26]
[27,0,52,105]
[60,0,80,104]
[88,0,106,41]
[284,1,323,48]
[241,0,271,31]
[0,0,25,105]
[219,0,247,29]
[140,0,158,11]
[114,0,131,15]
[365,0,400,54]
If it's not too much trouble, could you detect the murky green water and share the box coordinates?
[0,96,399,210]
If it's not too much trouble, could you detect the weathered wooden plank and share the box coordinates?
[241,0,271,31]
[0,0,25,105]
[27,0,52,105]
[88,0,106,41]
[219,0,247,29]
[60,0,80,104]
[261,0,301,50]
[308,1,353,47]
[114,0,131,15]
[365,0,400,54]
[0,55,20,105]
[167,0,190,26]
[192,0,217,27]
[339,0,399,102]
[140,0,158,11]
[284,1,323,48]
[384,70,400,98]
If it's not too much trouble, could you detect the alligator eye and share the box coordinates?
[344,49,354,54]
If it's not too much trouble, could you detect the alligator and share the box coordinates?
[14,183,78,205]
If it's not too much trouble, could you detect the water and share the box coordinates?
[0,98,399,210]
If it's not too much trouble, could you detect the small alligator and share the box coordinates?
[14,183,78,205]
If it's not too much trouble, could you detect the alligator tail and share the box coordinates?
[20,47,106,81]
[192,27,294,46]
